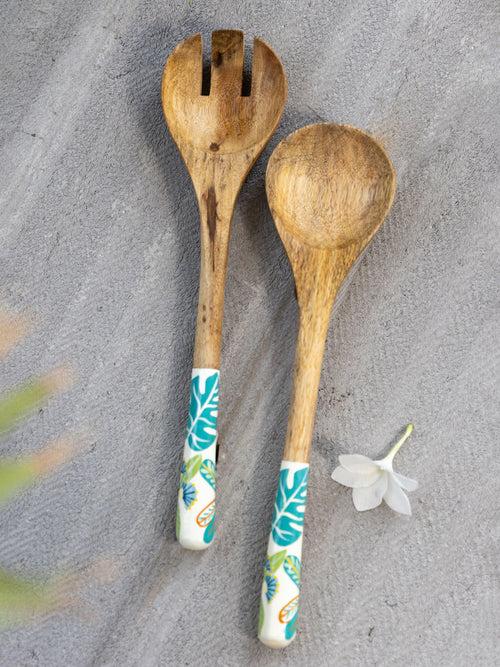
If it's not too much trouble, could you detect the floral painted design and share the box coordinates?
[264,574,278,602]
[176,369,219,549]
[259,461,308,648]
[279,595,299,623]
[263,549,286,602]
[181,455,202,482]
[196,499,214,526]
[265,549,287,574]
[186,371,219,451]
[284,610,298,641]
[203,515,216,544]
[179,454,201,509]
[283,555,301,588]
[271,466,309,546]
[200,459,216,490]
[262,550,302,605]
[181,482,197,509]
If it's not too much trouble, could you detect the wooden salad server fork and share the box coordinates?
[162,31,287,550]
[258,123,396,647]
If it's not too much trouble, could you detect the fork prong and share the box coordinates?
[250,37,287,100]
[163,34,202,101]
[210,30,244,97]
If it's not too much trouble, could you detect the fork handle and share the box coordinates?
[176,168,240,548]
[176,368,219,550]
[258,460,310,648]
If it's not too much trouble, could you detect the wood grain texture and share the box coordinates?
[162,31,287,368]
[266,124,396,462]
[0,1,497,664]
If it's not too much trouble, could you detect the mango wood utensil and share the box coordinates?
[162,31,286,550]
[258,123,396,647]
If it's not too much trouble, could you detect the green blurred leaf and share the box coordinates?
[0,379,52,434]
[0,570,52,627]
[0,458,37,504]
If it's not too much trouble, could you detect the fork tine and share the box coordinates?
[250,37,287,100]
[163,34,202,99]
[210,30,244,97]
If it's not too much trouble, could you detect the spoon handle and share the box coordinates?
[259,307,330,646]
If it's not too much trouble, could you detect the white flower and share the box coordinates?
[331,424,418,515]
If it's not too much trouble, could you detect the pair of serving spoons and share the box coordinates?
[162,30,395,648]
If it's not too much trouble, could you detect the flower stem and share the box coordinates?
[386,423,414,463]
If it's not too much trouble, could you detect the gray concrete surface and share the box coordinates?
[0,0,498,665]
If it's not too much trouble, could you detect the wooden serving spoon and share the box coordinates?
[162,31,286,550]
[258,123,396,647]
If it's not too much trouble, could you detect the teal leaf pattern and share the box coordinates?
[203,515,215,544]
[186,372,219,451]
[271,466,309,547]
[181,454,202,483]
[285,612,298,640]
[283,555,301,588]
[200,459,216,490]
[264,575,278,601]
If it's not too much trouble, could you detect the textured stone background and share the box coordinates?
[0,1,498,665]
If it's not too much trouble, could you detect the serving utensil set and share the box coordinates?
[162,30,396,648]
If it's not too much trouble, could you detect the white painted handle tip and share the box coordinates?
[177,529,212,551]
[176,369,219,550]
[258,630,296,649]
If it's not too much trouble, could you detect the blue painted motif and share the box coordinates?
[265,574,278,601]
[182,482,197,509]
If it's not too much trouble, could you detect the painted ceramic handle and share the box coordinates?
[258,460,310,648]
[176,368,219,550]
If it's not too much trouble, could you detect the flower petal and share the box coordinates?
[352,473,387,511]
[384,474,412,515]
[393,472,418,492]
[332,466,379,488]
[338,454,379,474]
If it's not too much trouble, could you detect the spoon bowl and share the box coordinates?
[266,123,395,250]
